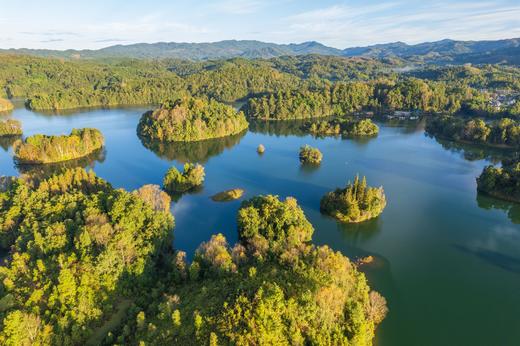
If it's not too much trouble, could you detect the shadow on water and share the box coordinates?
[476,193,520,224]
[0,135,21,152]
[454,244,520,274]
[377,117,426,134]
[28,104,154,117]
[428,136,511,163]
[298,163,321,177]
[336,216,383,243]
[166,185,205,203]
[139,130,246,163]
[248,119,308,137]
[15,148,106,181]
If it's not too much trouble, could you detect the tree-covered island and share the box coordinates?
[163,163,205,193]
[321,175,387,223]
[13,128,104,164]
[299,145,323,165]
[138,98,249,142]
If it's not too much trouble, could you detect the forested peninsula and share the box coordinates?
[477,157,520,203]
[426,116,520,148]
[138,98,248,142]
[13,128,104,164]
[0,170,387,345]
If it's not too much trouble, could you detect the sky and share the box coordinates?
[1,0,519,50]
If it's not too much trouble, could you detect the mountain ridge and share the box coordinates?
[1,37,519,65]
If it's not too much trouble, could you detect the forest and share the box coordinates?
[477,156,520,203]
[163,163,205,193]
[1,54,519,118]
[138,98,248,142]
[426,116,520,148]
[0,169,174,344]
[0,170,386,345]
[0,119,22,137]
[13,128,105,164]
[127,195,387,345]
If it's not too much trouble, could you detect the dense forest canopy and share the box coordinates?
[426,116,520,148]
[0,169,386,345]
[321,175,387,223]
[138,98,248,142]
[477,157,520,203]
[127,195,387,345]
[0,169,174,345]
[163,163,205,193]
[299,145,323,165]
[1,54,519,117]
[0,119,22,137]
[13,128,104,164]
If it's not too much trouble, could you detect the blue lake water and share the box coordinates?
[1,106,519,345]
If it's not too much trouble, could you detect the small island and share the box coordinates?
[211,188,244,202]
[477,157,520,203]
[13,128,104,164]
[299,145,323,165]
[304,118,379,137]
[163,163,205,193]
[0,119,22,136]
[321,175,386,223]
[0,98,14,112]
[138,97,249,142]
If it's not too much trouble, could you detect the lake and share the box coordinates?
[1,106,519,346]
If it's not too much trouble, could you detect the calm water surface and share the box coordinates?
[1,106,519,346]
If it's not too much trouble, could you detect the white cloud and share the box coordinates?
[279,1,520,48]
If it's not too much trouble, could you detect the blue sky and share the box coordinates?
[1,0,519,49]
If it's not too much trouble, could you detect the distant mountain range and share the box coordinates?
[2,38,520,65]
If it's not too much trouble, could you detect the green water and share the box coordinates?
[1,107,519,345]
